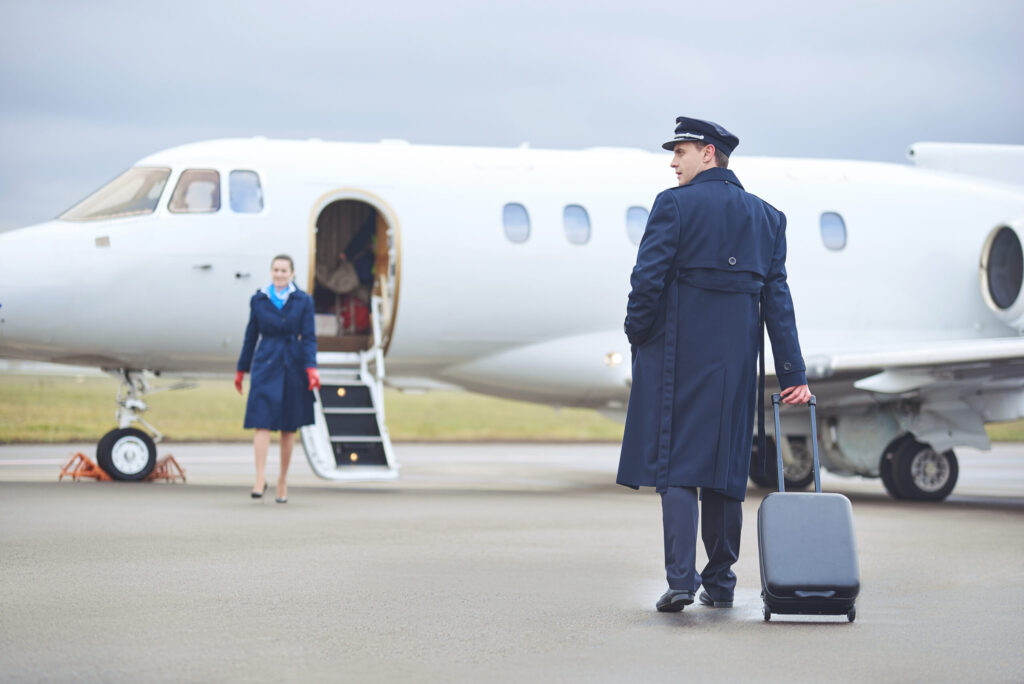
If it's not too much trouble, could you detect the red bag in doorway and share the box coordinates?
[338,295,370,334]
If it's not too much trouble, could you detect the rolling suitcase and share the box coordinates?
[757,394,860,622]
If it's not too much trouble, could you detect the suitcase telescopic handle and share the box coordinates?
[770,393,821,494]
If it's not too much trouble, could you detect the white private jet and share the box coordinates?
[1,137,1023,501]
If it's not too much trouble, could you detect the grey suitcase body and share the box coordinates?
[757,394,860,622]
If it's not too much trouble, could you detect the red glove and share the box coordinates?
[234,370,245,394]
[306,367,321,391]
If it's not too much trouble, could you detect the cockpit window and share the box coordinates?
[168,169,221,213]
[230,170,264,213]
[60,167,171,221]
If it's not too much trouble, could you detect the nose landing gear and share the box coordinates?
[96,370,195,480]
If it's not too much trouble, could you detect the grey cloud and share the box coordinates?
[1,0,1022,231]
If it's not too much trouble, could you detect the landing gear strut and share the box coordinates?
[97,370,194,481]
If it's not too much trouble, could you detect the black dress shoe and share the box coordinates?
[656,589,695,613]
[251,482,267,499]
[699,589,733,608]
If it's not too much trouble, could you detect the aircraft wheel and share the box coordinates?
[748,435,812,490]
[893,440,958,501]
[780,436,814,490]
[96,428,156,481]
[878,437,909,499]
[749,435,777,488]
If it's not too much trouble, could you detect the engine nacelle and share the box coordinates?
[980,220,1024,331]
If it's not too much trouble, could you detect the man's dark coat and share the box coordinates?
[617,167,806,500]
[237,287,317,431]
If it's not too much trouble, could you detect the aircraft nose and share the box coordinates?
[0,222,83,357]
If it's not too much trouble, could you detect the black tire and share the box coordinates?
[892,439,958,501]
[749,434,812,490]
[749,435,777,488]
[848,606,856,623]
[879,436,910,499]
[96,428,156,481]
[780,436,815,490]
[763,604,771,622]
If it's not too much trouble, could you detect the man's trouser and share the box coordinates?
[660,486,742,598]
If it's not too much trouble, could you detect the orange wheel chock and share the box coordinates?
[58,452,111,482]
[146,455,186,483]
[58,452,186,483]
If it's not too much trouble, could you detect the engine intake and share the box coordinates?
[980,221,1024,330]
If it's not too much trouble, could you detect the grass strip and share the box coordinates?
[0,375,624,443]
[3,374,1022,444]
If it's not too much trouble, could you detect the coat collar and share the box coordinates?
[686,167,743,189]
[255,285,304,307]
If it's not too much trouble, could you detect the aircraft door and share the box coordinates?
[310,196,399,353]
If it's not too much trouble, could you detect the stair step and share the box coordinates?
[329,436,384,443]
[316,351,364,365]
[325,413,381,437]
[332,442,389,467]
[322,408,377,415]
[320,385,374,408]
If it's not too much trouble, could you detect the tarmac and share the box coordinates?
[1,442,1023,683]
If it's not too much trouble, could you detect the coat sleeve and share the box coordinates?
[301,295,318,369]
[624,191,680,346]
[763,212,807,388]
[237,296,261,372]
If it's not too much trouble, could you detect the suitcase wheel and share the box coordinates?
[763,604,771,622]
[847,606,856,623]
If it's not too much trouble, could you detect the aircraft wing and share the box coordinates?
[810,336,1024,386]
[802,337,1024,417]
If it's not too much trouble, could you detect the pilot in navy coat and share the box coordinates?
[618,117,809,612]
[237,285,317,431]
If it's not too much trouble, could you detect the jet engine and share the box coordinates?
[980,220,1024,331]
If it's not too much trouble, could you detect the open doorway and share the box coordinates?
[311,197,399,352]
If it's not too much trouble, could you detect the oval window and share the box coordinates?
[563,204,591,245]
[820,211,847,250]
[626,206,648,245]
[502,203,530,243]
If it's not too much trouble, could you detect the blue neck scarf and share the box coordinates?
[264,282,295,310]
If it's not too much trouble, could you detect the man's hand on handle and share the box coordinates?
[780,384,811,405]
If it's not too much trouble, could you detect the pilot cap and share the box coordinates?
[661,116,739,156]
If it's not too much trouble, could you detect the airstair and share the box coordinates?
[300,295,399,481]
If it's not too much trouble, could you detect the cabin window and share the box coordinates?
[626,206,648,245]
[563,204,591,245]
[60,167,171,221]
[820,211,847,250]
[168,169,221,213]
[503,203,530,243]
[230,170,264,213]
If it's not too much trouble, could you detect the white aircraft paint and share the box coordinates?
[1,138,1023,499]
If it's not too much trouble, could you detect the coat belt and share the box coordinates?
[655,269,766,493]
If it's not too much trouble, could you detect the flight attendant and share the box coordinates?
[235,254,321,503]
[618,117,810,612]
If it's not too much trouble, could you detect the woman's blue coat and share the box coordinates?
[236,286,317,431]
[617,168,806,501]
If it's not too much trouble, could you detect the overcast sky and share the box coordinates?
[1,0,1021,232]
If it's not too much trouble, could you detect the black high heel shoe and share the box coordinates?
[251,482,267,499]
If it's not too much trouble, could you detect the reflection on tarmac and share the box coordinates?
[1,442,1023,682]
